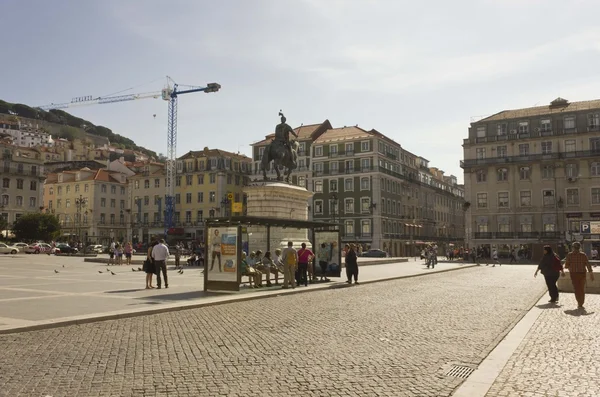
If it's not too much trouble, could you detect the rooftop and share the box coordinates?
[252,120,332,146]
[477,97,600,123]
[179,147,251,161]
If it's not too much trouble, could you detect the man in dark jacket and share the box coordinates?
[534,245,565,303]
[345,244,359,285]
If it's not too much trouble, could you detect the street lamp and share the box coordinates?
[330,193,338,223]
[75,195,88,245]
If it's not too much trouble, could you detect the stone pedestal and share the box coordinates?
[244,182,314,252]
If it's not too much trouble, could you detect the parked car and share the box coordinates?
[85,245,104,254]
[24,243,54,254]
[0,243,20,254]
[360,249,389,258]
[55,243,78,255]
[13,242,29,250]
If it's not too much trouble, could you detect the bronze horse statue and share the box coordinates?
[261,112,298,182]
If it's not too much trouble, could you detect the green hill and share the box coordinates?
[0,99,157,158]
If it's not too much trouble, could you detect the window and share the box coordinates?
[110,185,116,194]
[185,211,192,223]
[313,163,323,173]
[477,193,487,208]
[197,210,203,221]
[175,176,182,187]
[591,138,600,154]
[30,181,37,190]
[476,170,487,183]
[154,195,160,205]
[329,199,338,216]
[589,113,599,129]
[562,139,576,153]
[345,143,354,154]
[314,181,323,193]
[566,188,579,205]
[329,145,338,155]
[197,192,204,203]
[498,192,509,208]
[564,116,576,130]
[497,168,508,182]
[56,199,61,208]
[541,141,552,154]
[518,121,529,134]
[361,158,371,170]
[543,190,555,207]
[75,184,79,193]
[476,148,486,159]
[361,141,370,152]
[134,180,139,189]
[477,224,488,233]
[544,223,555,232]
[476,126,486,137]
[591,162,600,177]
[566,163,578,178]
[345,160,354,173]
[361,197,371,213]
[345,220,354,237]
[519,167,530,180]
[314,200,323,214]
[521,223,532,232]
[498,224,510,233]
[330,161,339,174]
[2,178,8,188]
[361,220,371,236]
[186,193,192,203]
[496,145,507,158]
[497,123,507,136]
[298,176,306,188]
[175,194,181,204]
[100,213,106,224]
[144,196,149,205]
[85,184,89,193]
[592,188,600,205]
[120,200,125,209]
[360,177,369,190]
[314,146,323,157]
[344,178,353,192]
[520,191,531,207]
[66,185,71,194]
[48,200,52,209]
[519,144,529,156]
[345,198,354,214]
[16,179,23,189]
[330,180,338,192]
[101,198,106,207]
[227,174,232,184]
[209,191,216,202]
[540,119,551,132]
[110,214,115,225]
[205,174,214,184]
[197,174,204,185]
[16,196,23,207]
[542,165,554,179]
[101,184,107,193]
[110,199,116,208]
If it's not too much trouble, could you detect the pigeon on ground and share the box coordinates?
[62,265,65,268]
[132,268,136,272]
[54,269,59,273]
[110,271,116,275]
[137,267,142,271]
[179,269,184,274]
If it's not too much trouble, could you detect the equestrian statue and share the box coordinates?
[261,111,298,182]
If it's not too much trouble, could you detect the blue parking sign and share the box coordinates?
[581,221,591,234]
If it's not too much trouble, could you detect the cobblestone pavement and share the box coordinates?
[0,266,544,397]
[485,294,600,397]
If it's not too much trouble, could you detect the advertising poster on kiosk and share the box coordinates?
[207,227,238,282]
[314,231,341,278]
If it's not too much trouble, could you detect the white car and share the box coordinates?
[13,242,29,250]
[24,243,54,254]
[0,243,19,254]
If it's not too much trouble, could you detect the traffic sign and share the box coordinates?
[227,193,233,201]
[581,221,590,234]
[580,221,600,234]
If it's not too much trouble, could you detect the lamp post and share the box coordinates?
[330,193,338,223]
[75,195,88,245]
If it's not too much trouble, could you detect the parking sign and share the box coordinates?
[581,221,591,234]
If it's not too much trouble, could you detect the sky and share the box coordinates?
[4,0,600,183]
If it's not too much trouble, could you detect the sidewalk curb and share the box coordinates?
[451,289,547,397]
[0,264,477,335]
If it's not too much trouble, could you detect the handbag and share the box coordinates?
[552,255,563,272]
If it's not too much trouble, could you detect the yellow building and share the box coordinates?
[43,168,129,244]
[128,162,166,243]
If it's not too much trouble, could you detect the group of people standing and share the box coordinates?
[143,239,170,290]
[108,241,134,266]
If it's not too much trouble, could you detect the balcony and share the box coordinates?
[385,152,397,160]
[471,231,563,240]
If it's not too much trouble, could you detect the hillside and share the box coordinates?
[0,99,157,158]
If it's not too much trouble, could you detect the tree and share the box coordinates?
[12,213,61,242]
[0,216,7,238]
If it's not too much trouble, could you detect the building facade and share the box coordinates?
[43,168,129,244]
[0,143,45,236]
[461,97,600,259]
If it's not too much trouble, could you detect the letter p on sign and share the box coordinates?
[581,221,591,234]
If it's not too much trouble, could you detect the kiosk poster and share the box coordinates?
[207,227,238,282]
[314,231,341,277]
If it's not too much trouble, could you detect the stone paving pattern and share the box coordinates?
[486,294,600,397]
[0,266,545,397]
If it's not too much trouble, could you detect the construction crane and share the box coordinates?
[37,77,221,236]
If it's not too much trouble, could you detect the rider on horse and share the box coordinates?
[274,111,298,167]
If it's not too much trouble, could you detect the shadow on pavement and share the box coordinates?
[136,290,230,301]
[564,309,595,316]
[105,289,145,294]
[536,303,563,309]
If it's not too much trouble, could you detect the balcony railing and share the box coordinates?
[461,150,600,168]
[473,231,563,240]
[463,127,597,146]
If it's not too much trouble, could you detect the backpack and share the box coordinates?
[286,250,296,266]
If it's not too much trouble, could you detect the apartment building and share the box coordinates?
[461,97,600,259]
[250,120,332,194]
[0,143,45,235]
[128,148,252,244]
[43,168,129,244]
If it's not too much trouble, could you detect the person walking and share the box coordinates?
[490,249,501,267]
[281,241,297,289]
[534,245,565,303]
[564,242,594,310]
[151,239,170,289]
[124,242,133,266]
[317,242,331,282]
[144,241,157,289]
[345,244,359,284]
[297,243,314,287]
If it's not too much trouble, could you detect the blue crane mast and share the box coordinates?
[38,77,221,237]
